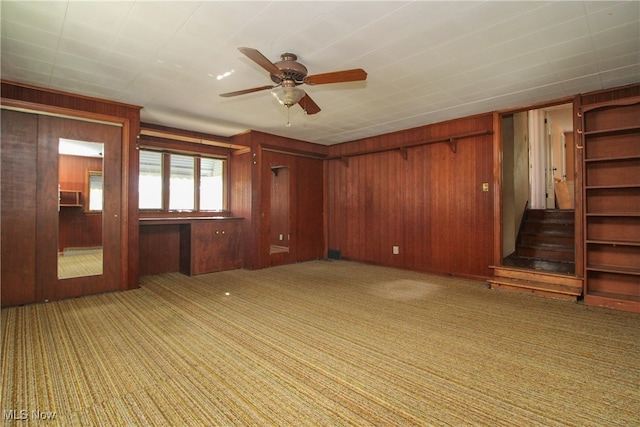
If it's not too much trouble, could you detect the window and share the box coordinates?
[169,154,195,210]
[139,151,163,209]
[87,170,103,211]
[139,149,225,212]
[200,157,224,211]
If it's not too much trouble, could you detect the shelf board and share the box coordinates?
[584,155,640,163]
[583,125,640,137]
[584,292,640,313]
[586,264,640,276]
[585,290,640,303]
[586,212,640,217]
[585,184,640,190]
[586,239,640,247]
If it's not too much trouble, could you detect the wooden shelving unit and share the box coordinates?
[59,190,82,207]
[581,97,640,312]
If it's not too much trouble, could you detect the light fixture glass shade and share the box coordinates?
[271,81,305,107]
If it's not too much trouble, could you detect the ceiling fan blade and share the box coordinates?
[298,93,321,115]
[219,85,275,98]
[238,47,283,77]
[303,68,367,85]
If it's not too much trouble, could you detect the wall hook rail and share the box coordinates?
[326,129,492,166]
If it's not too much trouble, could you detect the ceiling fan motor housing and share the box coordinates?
[271,53,308,84]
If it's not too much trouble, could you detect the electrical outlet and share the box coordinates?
[392,246,400,255]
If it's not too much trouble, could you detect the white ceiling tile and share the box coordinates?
[1,51,53,76]
[600,64,640,84]
[1,1,638,144]
[527,2,589,29]
[48,73,93,93]
[57,37,109,62]
[590,21,640,50]
[1,0,66,34]
[2,69,51,87]
[60,21,117,48]
[3,20,59,49]
[540,36,595,62]
[0,37,57,63]
[586,1,640,33]
[62,2,133,45]
[595,39,640,65]
[560,74,605,94]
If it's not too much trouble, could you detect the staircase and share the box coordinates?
[489,209,582,301]
[516,209,575,263]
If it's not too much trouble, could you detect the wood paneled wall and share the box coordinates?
[294,155,325,262]
[326,114,496,280]
[229,134,257,269]
[1,110,38,306]
[579,83,640,106]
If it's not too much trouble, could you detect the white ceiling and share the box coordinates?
[1,1,638,145]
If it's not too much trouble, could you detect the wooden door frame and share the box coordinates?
[493,95,583,276]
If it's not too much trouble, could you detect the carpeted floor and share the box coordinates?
[2,260,639,426]
[58,251,103,279]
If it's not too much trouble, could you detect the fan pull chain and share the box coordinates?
[286,106,292,127]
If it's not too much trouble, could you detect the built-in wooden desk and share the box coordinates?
[139,217,243,276]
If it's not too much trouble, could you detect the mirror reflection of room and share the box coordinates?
[58,139,104,279]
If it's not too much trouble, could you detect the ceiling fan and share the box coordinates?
[219,47,367,117]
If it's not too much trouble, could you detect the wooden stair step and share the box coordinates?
[517,244,574,262]
[516,209,576,266]
[489,279,579,301]
[526,209,574,220]
[488,266,583,301]
[492,266,582,287]
[522,223,574,235]
[488,276,582,296]
[521,233,574,246]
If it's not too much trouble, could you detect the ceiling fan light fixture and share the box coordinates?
[271,80,305,107]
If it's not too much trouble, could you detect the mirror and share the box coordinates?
[58,139,104,279]
[270,166,290,254]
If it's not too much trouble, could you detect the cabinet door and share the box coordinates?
[192,220,242,274]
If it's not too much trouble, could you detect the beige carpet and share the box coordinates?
[2,260,639,426]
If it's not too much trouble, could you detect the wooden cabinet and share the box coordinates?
[188,219,243,275]
[581,97,640,312]
[139,217,243,276]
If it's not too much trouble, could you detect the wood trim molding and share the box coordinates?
[1,100,128,128]
[139,128,246,150]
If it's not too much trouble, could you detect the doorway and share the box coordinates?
[501,103,575,274]
[270,166,290,255]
